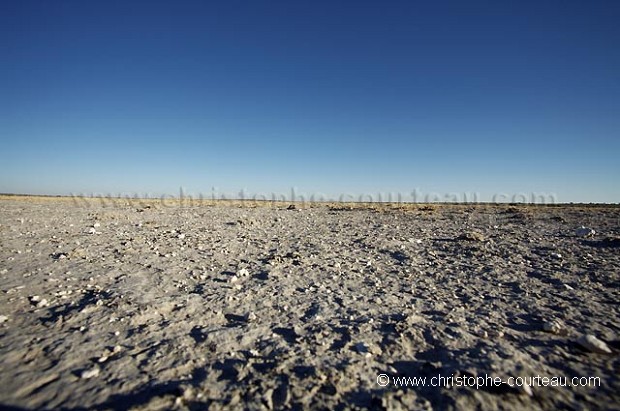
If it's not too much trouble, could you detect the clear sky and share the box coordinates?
[1,0,619,203]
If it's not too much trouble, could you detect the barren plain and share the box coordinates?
[0,196,619,410]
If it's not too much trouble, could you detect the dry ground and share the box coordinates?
[0,196,619,410]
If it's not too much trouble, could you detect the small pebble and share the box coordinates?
[488,329,504,338]
[0,315,8,324]
[518,383,533,397]
[542,320,564,334]
[354,342,370,354]
[29,296,49,307]
[575,226,595,237]
[577,334,612,354]
[80,367,100,379]
[458,231,485,242]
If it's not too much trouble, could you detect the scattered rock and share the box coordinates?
[576,226,595,237]
[286,204,296,210]
[550,252,562,259]
[577,334,612,354]
[476,329,489,338]
[51,252,69,260]
[458,231,485,242]
[80,367,101,379]
[542,320,564,335]
[92,222,101,228]
[354,342,372,357]
[3,198,620,410]
[518,383,533,397]
[487,329,504,338]
[235,217,256,226]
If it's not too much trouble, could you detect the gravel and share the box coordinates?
[0,197,618,410]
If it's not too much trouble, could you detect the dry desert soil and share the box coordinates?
[0,196,619,410]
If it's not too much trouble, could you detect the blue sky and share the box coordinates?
[1,0,619,203]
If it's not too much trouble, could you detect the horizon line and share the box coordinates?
[1,192,619,207]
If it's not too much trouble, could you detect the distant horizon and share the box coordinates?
[2,1,619,203]
[2,183,619,204]
[2,187,619,206]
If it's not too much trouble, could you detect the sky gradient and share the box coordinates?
[1,0,619,203]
